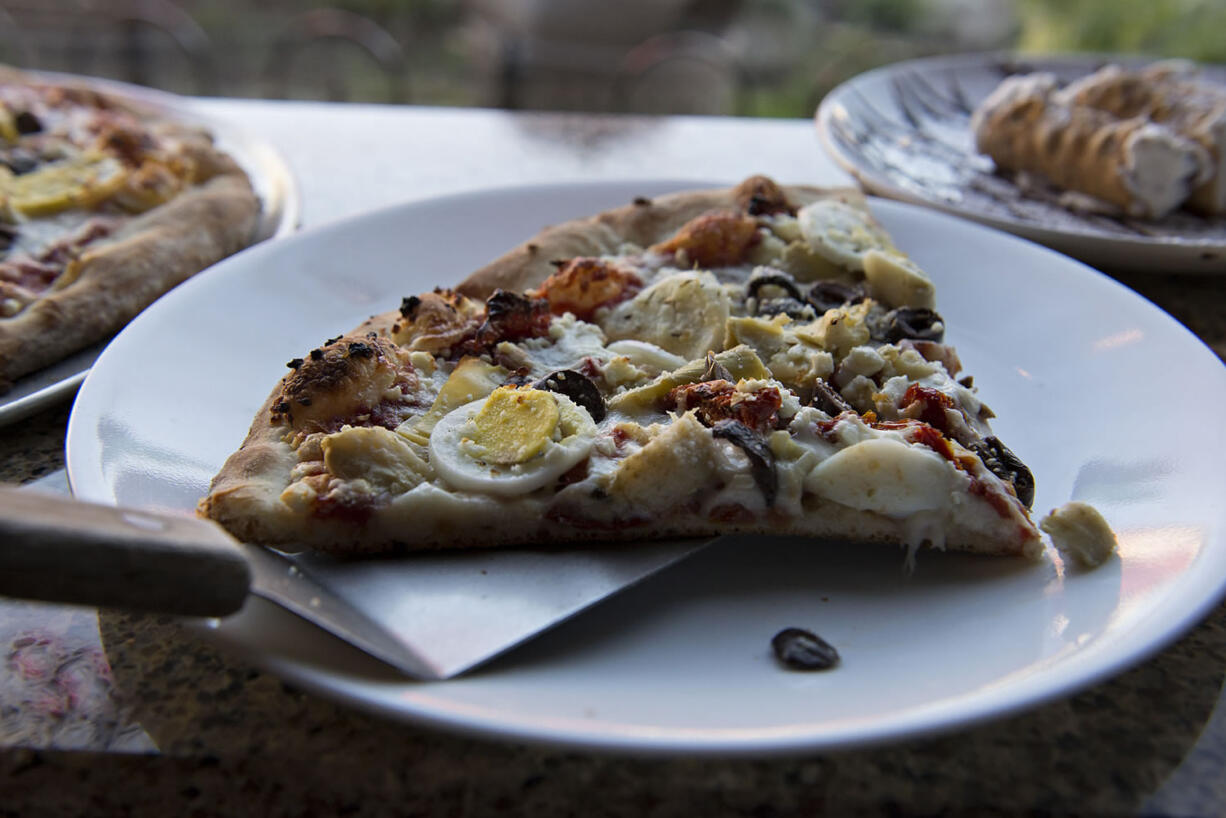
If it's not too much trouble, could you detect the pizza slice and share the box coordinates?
[199,176,1043,562]
[0,66,261,391]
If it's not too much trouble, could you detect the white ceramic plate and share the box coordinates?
[816,52,1226,275]
[0,71,301,426]
[66,181,1226,755]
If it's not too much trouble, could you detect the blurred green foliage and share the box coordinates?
[1016,0,1226,61]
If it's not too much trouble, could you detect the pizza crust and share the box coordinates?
[0,167,258,389]
[459,177,868,297]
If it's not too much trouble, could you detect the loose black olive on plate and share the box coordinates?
[771,627,840,671]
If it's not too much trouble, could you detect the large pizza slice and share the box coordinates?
[0,66,261,391]
[199,176,1044,562]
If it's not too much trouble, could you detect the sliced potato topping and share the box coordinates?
[1,153,129,217]
[402,357,506,444]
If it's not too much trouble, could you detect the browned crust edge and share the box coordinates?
[0,170,259,389]
[457,178,868,298]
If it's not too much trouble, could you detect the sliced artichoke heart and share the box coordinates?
[400,357,506,445]
[600,270,729,361]
[797,199,896,272]
[319,425,432,495]
[862,249,936,310]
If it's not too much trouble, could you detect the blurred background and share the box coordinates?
[1,0,1224,115]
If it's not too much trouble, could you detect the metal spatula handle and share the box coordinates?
[0,486,250,616]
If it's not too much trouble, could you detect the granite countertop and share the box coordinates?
[2,101,1226,816]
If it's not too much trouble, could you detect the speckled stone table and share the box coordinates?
[2,101,1226,817]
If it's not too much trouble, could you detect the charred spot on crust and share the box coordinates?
[286,358,304,370]
[272,336,406,426]
[478,289,551,344]
[399,295,421,318]
[633,196,653,206]
[534,369,607,422]
[711,419,777,507]
[733,176,792,216]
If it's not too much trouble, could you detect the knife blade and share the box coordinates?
[0,483,709,679]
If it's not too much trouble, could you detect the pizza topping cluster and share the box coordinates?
[256,178,1041,556]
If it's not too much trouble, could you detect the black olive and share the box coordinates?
[699,351,732,383]
[811,379,853,416]
[805,280,865,314]
[771,627,840,671]
[502,372,534,387]
[14,111,41,134]
[746,268,803,302]
[970,435,1035,509]
[755,297,812,320]
[881,307,944,343]
[710,419,776,506]
[533,369,606,422]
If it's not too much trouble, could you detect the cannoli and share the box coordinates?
[1057,62,1226,215]
[971,73,1210,219]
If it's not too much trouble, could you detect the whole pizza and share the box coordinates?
[0,66,262,392]
[199,175,1109,565]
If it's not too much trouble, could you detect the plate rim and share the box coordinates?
[0,69,302,426]
[814,49,1226,271]
[67,178,1226,755]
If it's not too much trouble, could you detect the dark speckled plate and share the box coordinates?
[816,52,1226,274]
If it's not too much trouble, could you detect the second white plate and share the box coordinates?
[67,180,1226,755]
[816,52,1226,274]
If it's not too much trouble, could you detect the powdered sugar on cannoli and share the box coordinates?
[971,72,1211,219]
[1057,63,1226,216]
